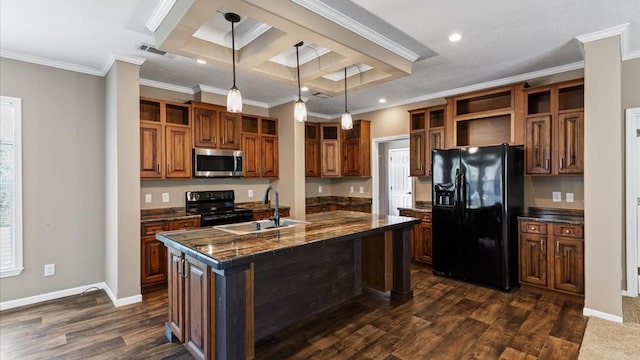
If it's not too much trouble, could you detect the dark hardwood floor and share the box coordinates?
[0,265,587,359]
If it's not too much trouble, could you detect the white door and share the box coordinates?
[626,107,640,296]
[388,148,412,215]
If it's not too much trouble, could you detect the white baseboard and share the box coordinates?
[0,282,107,311]
[102,285,143,307]
[583,307,624,323]
[622,289,639,297]
[0,282,142,311]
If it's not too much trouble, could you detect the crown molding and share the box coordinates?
[336,61,585,118]
[0,49,104,76]
[140,78,195,94]
[104,53,147,74]
[292,0,419,62]
[575,23,639,61]
[145,0,178,32]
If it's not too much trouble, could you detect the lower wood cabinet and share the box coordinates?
[398,209,432,264]
[252,208,290,221]
[141,218,200,293]
[167,247,254,360]
[519,220,584,295]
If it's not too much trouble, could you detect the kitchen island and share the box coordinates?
[156,210,419,360]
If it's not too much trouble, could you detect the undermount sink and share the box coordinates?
[214,218,309,235]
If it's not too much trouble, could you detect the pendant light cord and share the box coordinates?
[344,67,348,112]
[231,20,236,86]
[296,42,303,100]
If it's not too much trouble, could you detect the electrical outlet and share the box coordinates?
[44,264,55,277]
[145,194,152,203]
[318,186,323,193]
[552,191,562,202]
[350,186,354,193]
[248,189,253,198]
[359,186,364,194]
[162,193,170,203]
[566,193,574,203]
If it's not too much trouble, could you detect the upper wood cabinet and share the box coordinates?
[342,120,371,177]
[524,79,584,175]
[191,102,240,150]
[305,123,320,177]
[241,115,279,178]
[140,98,192,179]
[320,123,342,177]
[446,83,525,148]
[409,105,446,177]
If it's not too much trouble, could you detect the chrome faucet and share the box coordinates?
[263,185,280,228]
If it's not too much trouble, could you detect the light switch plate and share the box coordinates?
[552,191,562,202]
[145,194,152,203]
[248,189,253,198]
[566,193,574,203]
[162,193,170,202]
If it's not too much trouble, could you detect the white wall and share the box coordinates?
[0,58,106,302]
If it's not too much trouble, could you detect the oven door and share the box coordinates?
[193,148,243,177]
[200,211,253,226]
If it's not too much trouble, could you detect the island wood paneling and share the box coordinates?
[253,237,360,340]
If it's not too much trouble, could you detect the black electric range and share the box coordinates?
[185,190,253,226]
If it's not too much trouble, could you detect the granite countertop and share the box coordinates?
[156,210,419,270]
[517,207,584,225]
[397,201,432,213]
[306,196,372,206]
[141,207,200,224]
[235,201,291,212]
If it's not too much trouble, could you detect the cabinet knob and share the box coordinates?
[530,226,535,230]
[565,229,570,234]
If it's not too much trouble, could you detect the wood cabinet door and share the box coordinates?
[141,236,167,286]
[427,129,445,177]
[343,139,360,176]
[305,139,320,177]
[219,112,241,150]
[193,107,218,148]
[241,133,261,178]
[519,232,548,287]
[552,237,584,294]
[184,254,210,360]
[140,122,163,178]
[168,248,185,342]
[165,125,192,178]
[525,115,552,174]
[416,222,432,264]
[557,112,584,174]
[261,136,279,177]
[409,132,426,177]
[321,140,341,177]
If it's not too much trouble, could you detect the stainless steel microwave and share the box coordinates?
[192,148,243,177]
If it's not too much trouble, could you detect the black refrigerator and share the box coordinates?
[431,144,523,291]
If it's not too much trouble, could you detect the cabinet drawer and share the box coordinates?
[171,218,200,230]
[399,210,431,223]
[141,222,170,236]
[553,224,583,238]
[520,221,547,234]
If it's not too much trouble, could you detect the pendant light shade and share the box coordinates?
[225,12,242,113]
[294,41,307,122]
[341,67,353,130]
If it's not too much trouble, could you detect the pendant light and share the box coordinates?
[341,67,353,130]
[225,12,242,113]
[293,41,307,122]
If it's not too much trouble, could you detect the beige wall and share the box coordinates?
[0,58,106,302]
[524,176,584,210]
[584,36,624,318]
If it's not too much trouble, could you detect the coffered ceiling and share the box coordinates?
[1,0,639,118]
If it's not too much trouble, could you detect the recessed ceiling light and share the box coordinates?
[449,33,462,42]
[196,59,207,64]
[378,98,387,103]
[301,86,309,92]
